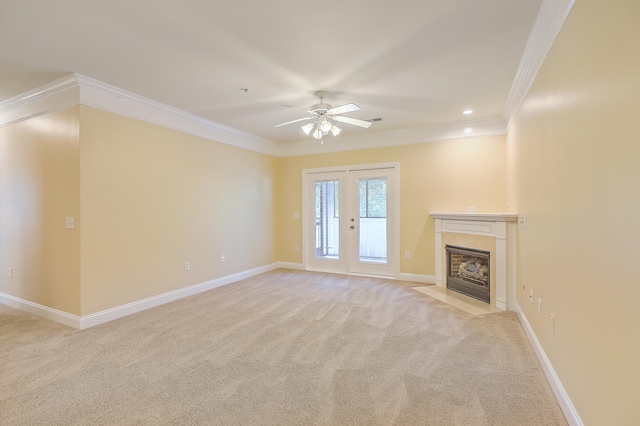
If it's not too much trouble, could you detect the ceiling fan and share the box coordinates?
[274,91,373,139]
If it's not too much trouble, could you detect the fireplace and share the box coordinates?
[446,245,490,303]
[431,213,518,311]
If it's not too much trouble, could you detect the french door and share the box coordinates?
[303,164,398,277]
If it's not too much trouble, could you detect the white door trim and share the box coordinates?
[302,162,400,279]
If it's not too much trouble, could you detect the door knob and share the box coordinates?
[351,218,355,222]
[350,225,355,229]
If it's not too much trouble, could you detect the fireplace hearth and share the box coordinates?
[446,245,490,303]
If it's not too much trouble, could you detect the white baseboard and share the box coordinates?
[515,303,583,426]
[398,273,436,284]
[273,265,434,283]
[79,263,280,329]
[274,265,435,284]
[1,263,280,330]
[277,261,303,270]
[0,292,82,329]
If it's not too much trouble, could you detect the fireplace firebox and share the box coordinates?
[445,245,490,303]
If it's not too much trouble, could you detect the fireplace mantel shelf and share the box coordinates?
[430,212,518,222]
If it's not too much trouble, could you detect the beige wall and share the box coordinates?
[79,106,277,315]
[0,105,508,315]
[507,0,640,423]
[0,106,81,315]
[276,136,508,276]
[1,104,277,317]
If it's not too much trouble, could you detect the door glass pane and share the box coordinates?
[358,178,387,263]
[315,180,340,259]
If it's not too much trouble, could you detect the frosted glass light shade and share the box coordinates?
[320,119,332,132]
[302,122,315,135]
[302,119,341,140]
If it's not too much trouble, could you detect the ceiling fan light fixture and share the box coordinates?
[319,118,332,133]
[302,122,315,135]
[278,91,374,142]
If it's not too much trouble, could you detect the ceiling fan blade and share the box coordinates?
[282,104,313,113]
[327,103,361,115]
[274,116,314,128]
[332,115,372,128]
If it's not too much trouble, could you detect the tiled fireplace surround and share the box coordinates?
[431,213,518,311]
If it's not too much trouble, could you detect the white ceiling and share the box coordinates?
[0,0,552,147]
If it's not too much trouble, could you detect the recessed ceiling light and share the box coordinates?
[464,128,472,134]
[463,109,473,115]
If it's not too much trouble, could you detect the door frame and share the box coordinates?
[302,162,400,278]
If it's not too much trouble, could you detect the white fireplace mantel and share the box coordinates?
[430,213,518,222]
[431,213,518,311]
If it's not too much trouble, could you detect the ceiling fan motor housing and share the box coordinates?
[310,102,332,115]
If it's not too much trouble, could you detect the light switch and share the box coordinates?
[293,212,299,219]
[66,217,75,229]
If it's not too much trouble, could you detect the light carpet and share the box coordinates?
[0,269,566,425]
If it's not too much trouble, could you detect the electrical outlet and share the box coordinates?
[404,251,411,260]
[220,255,225,263]
[466,206,475,213]
[184,261,190,271]
[550,313,555,334]
[295,245,300,252]
[538,298,542,314]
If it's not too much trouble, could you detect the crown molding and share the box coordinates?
[502,0,576,128]
[75,74,279,156]
[0,73,280,156]
[0,74,80,128]
[276,116,508,157]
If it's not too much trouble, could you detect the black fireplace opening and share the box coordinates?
[445,245,490,303]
